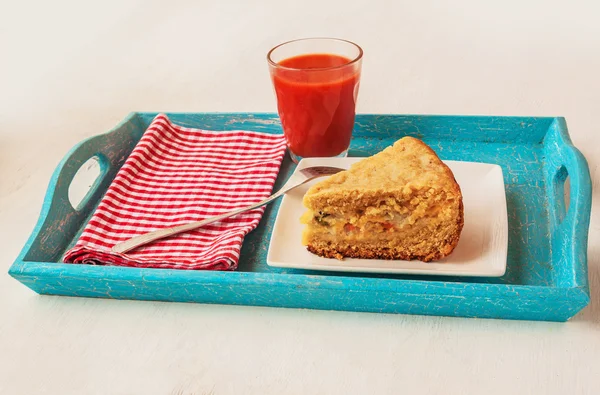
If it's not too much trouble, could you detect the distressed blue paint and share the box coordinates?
[8,113,592,322]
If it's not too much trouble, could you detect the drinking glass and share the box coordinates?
[267,38,363,163]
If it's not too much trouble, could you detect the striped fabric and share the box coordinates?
[63,114,287,270]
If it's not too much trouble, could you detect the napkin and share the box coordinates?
[63,114,287,270]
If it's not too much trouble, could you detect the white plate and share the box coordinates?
[266,157,508,277]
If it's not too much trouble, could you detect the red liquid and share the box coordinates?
[271,53,360,158]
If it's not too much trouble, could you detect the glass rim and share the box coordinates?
[267,37,363,71]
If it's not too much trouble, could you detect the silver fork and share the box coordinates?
[111,166,345,254]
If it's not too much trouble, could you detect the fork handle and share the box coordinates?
[111,190,285,254]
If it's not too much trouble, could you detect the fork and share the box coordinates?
[111,166,345,254]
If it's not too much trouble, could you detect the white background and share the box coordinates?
[1,1,599,394]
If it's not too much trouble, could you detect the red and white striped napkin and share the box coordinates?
[63,114,287,270]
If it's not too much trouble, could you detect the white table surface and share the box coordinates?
[1,1,599,394]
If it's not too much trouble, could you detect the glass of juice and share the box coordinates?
[267,38,363,163]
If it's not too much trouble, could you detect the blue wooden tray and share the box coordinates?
[9,113,592,321]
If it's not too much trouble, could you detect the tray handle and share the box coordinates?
[547,118,592,288]
[18,113,143,263]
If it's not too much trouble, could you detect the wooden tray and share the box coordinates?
[9,113,593,321]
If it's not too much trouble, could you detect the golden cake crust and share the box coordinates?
[303,136,462,208]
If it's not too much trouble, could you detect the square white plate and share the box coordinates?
[266,157,508,277]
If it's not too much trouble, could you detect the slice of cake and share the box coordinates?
[300,137,464,262]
